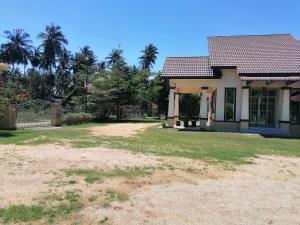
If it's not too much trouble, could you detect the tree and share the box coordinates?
[56,49,73,97]
[0,29,33,71]
[37,23,68,73]
[27,68,42,99]
[106,48,125,67]
[139,44,158,69]
[30,48,42,68]
[0,63,11,119]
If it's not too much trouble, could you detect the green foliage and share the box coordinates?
[1,124,300,164]
[139,43,158,69]
[180,94,200,118]
[1,25,167,120]
[63,113,93,125]
[65,166,153,184]
[0,205,43,223]
[0,64,14,119]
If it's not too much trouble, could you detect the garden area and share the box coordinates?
[0,123,300,224]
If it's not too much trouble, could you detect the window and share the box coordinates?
[224,88,236,121]
[290,89,300,123]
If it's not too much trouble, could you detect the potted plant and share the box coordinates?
[161,118,167,128]
[184,119,189,128]
[191,120,196,127]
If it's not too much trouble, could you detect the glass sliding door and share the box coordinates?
[249,90,276,127]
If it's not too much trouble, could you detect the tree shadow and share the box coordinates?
[260,134,300,140]
[0,131,16,138]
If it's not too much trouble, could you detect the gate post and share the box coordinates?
[51,102,62,127]
[0,104,17,130]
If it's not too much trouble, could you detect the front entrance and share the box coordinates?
[249,90,276,127]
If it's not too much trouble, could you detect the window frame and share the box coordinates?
[290,89,300,124]
[224,88,236,122]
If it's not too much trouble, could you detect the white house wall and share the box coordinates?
[215,69,243,121]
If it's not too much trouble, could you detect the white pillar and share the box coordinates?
[280,88,290,122]
[207,92,213,127]
[174,93,179,119]
[279,88,290,132]
[240,87,250,130]
[200,88,208,119]
[200,88,208,129]
[167,88,175,127]
[167,88,175,118]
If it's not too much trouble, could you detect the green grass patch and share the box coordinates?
[0,205,43,223]
[0,191,84,224]
[0,126,91,145]
[105,189,128,202]
[1,123,300,164]
[65,166,153,184]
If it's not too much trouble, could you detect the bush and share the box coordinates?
[63,113,93,125]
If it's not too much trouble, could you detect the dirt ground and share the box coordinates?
[88,123,157,137]
[0,124,300,224]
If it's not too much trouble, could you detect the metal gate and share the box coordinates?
[16,100,53,128]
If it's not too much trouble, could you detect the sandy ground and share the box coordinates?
[0,144,161,208]
[88,123,157,137]
[0,123,300,224]
[88,156,300,225]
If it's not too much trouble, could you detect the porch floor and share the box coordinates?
[240,127,290,136]
[173,126,291,136]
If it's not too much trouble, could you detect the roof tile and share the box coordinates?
[208,34,300,74]
[161,57,213,78]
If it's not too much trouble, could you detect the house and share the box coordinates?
[162,34,300,136]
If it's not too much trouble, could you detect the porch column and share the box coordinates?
[167,88,175,127]
[240,86,250,130]
[200,87,208,129]
[207,92,213,127]
[279,87,290,132]
[174,93,180,122]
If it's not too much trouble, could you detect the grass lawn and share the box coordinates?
[1,123,300,164]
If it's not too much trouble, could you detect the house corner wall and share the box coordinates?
[215,69,243,122]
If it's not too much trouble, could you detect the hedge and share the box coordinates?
[63,113,93,125]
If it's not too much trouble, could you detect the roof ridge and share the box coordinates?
[166,56,208,59]
[208,34,292,38]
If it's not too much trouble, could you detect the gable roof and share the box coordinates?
[161,56,214,78]
[208,34,300,74]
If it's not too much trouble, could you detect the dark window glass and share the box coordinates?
[225,88,236,121]
[290,90,300,123]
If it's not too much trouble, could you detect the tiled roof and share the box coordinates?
[240,76,300,81]
[161,57,214,78]
[288,81,300,88]
[208,34,300,74]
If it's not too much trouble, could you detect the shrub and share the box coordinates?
[63,113,93,125]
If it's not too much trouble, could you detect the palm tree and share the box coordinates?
[97,61,106,71]
[37,23,68,74]
[106,48,125,66]
[139,44,158,69]
[73,46,96,73]
[30,48,42,68]
[56,48,72,96]
[80,46,97,67]
[0,28,33,71]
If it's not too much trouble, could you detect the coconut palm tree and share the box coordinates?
[80,46,97,67]
[0,28,33,71]
[106,48,125,66]
[56,48,73,96]
[139,44,158,69]
[37,23,68,74]
[30,48,42,68]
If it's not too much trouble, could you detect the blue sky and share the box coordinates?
[0,0,299,71]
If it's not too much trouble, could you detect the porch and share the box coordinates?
[167,79,296,135]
